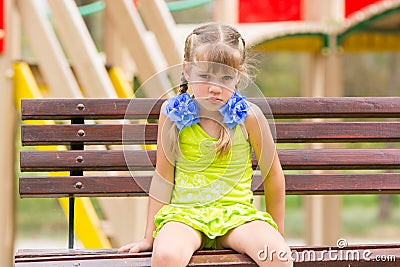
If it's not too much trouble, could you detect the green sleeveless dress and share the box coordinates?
[153,123,278,248]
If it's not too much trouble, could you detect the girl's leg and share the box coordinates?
[217,220,293,267]
[151,221,203,267]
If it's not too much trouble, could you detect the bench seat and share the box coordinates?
[15,244,400,266]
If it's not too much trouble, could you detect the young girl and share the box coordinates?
[119,22,292,267]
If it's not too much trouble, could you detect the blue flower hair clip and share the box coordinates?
[219,91,250,129]
[163,92,200,130]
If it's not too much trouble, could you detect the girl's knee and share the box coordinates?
[151,222,202,266]
[151,244,192,267]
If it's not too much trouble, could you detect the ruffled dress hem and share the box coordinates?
[153,203,278,249]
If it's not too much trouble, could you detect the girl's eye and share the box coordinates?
[199,74,210,80]
[222,76,233,81]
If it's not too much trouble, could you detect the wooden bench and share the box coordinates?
[16,97,400,266]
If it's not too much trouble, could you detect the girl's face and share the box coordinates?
[184,62,240,111]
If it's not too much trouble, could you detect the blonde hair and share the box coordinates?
[173,23,251,158]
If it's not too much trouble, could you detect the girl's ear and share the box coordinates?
[183,61,191,81]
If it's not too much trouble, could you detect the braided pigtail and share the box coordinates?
[215,126,232,159]
[179,73,189,95]
[167,72,188,160]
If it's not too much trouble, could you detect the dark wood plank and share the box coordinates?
[274,173,400,195]
[21,124,158,145]
[15,248,239,258]
[19,173,400,198]
[19,176,150,198]
[21,98,163,120]
[268,97,400,119]
[20,149,400,172]
[276,122,400,143]
[21,97,400,120]
[277,149,400,170]
[18,243,400,257]
[15,252,252,267]
[21,122,400,145]
[15,244,400,266]
[20,150,155,172]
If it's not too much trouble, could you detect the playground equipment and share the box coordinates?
[1,0,400,266]
[244,0,400,53]
[16,0,179,253]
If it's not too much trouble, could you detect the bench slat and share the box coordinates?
[21,98,162,120]
[21,97,400,120]
[19,173,400,198]
[21,122,400,145]
[18,243,400,257]
[20,149,400,172]
[22,124,158,145]
[15,244,400,266]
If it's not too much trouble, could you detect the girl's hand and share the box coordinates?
[118,238,153,253]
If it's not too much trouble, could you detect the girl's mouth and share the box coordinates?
[208,96,223,103]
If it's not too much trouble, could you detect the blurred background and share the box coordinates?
[1,0,399,266]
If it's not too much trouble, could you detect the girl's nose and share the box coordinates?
[208,84,222,94]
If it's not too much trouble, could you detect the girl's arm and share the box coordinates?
[119,105,175,252]
[144,108,176,238]
[245,104,286,236]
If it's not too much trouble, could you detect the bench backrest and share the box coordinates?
[20,97,400,199]
[17,97,400,263]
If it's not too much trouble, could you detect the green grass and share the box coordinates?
[283,195,400,239]
[16,198,68,239]
[341,195,400,239]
